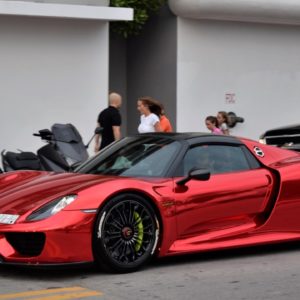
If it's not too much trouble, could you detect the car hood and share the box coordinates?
[0,171,115,215]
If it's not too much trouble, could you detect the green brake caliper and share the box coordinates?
[134,212,143,252]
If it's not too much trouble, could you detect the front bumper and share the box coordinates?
[0,210,96,265]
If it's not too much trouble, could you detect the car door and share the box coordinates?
[174,144,276,243]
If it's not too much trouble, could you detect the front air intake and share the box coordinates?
[5,232,45,256]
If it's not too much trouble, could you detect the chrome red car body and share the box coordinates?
[1,133,300,272]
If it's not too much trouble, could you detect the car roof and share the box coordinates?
[134,132,243,145]
[262,124,300,136]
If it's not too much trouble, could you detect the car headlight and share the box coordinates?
[26,195,77,221]
[259,138,266,144]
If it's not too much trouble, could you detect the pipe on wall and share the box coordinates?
[169,0,300,25]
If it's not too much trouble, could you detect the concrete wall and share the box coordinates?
[169,0,300,26]
[5,0,109,6]
[177,18,300,139]
[0,16,108,157]
[109,5,177,136]
[126,6,177,135]
[109,32,128,135]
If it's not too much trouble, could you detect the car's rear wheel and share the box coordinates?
[93,193,160,273]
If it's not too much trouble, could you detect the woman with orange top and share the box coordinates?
[159,104,173,132]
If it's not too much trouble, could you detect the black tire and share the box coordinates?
[93,193,160,273]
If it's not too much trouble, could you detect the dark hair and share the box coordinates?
[138,96,162,117]
[206,115,219,127]
[217,111,229,124]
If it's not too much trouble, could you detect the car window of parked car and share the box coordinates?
[182,145,256,176]
[83,137,181,177]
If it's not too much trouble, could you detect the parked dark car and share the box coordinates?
[259,124,300,151]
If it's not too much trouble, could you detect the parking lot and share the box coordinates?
[1,244,300,300]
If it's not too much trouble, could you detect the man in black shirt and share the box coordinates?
[94,92,122,152]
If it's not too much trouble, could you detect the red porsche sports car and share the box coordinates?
[0,133,300,273]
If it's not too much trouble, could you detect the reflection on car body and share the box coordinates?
[1,132,300,273]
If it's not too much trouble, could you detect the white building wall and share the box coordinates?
[0,16,108,155]
[4,0,108,5]
[177,18,300,139]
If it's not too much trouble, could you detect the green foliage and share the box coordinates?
[110,0,167,38]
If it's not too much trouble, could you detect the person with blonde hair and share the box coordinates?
[217,111,230,135]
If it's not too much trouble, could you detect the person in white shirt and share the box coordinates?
[217,111,230,135]
[137,97,162,133]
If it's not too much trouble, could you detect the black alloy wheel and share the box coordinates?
[93,193,160,273]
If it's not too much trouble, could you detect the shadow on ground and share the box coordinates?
[0,241,300,278]
[152,241,300,268]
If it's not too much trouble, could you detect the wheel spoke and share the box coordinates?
[107,211,124,227]
[98,198,158,269]
[104,231,121,241]
[116,204,127,225]
[143,224,153,231]
[106,221,123,231]
[116,242,126,261]
[109,237,124,253]
[128,202,135,225]
[128,241,136,260]
[133,208,146,226]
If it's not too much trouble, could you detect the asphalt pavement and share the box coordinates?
[1,243,300,300]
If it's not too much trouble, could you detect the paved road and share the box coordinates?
[1,243,300,300]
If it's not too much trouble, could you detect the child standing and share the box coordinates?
[205,116,223,135]
[217,111,230,135]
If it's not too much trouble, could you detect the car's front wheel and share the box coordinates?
[93,193,160,273]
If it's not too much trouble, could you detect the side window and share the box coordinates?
[182,145,252,176]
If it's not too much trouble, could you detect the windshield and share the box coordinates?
[76,136,181,177]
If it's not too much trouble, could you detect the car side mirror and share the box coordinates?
[176,168,211,186]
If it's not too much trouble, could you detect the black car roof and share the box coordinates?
[263,124,300,136]
[135,132,242,145]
